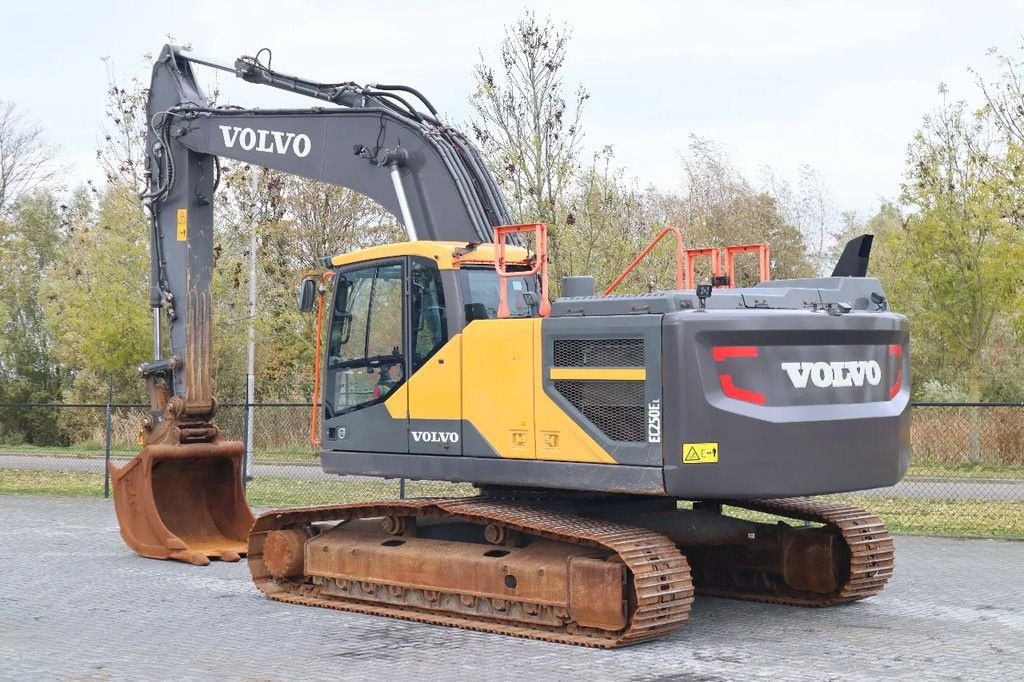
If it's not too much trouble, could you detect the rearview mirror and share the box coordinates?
[297,277,318,312]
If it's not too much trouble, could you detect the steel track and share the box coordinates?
[248,498,694,648]
[697,497,895,606]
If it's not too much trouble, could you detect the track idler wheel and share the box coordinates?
[263,526,315,580]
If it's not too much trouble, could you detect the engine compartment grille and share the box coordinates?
[553,379,647,442]
[553,338,645,368]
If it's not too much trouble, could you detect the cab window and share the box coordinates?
[411,258,447,370]
[326,262,404,416]
[460,268,533,320]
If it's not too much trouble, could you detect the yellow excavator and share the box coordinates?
[111,45,908,647]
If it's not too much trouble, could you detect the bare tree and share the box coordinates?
[0,101,56,215]
[96,60,149,192]
[972,44,1024,146]
[470,11,589,260]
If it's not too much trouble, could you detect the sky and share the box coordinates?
[1,0,1022,219]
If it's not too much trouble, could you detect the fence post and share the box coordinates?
[103,379,113,499]
[400,478,406,499]
[242,404,252,487]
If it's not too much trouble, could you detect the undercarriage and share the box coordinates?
[247,493,893,647]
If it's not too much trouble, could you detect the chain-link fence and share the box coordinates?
[1,401,1021,537]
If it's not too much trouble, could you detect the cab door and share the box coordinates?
[321,260,408,454]
[406,257,463,455]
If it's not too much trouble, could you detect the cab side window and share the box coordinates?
[326,262,404,416]
[410,258,447,370]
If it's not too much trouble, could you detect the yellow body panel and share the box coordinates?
[329,241,530,271]
[549,367,646,381]
[461,319,536,459]
[384,380,409,420]
[383,316,617,464]
[404,336,463,420]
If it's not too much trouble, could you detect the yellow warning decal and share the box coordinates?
[176,208,188,241]
[683,442,719,464]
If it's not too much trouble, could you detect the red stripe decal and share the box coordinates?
[719,374,766,405]
[712,346,759,362]
[888,344,903,356]
[889,369,902,399]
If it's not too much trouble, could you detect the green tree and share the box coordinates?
[0,190,70,443]
[972,43,1024,147]
[40,183,151,402]
[214,164,403,401]
[559,148,655,291]
[668,137,814,284]
[892,93,1024,402]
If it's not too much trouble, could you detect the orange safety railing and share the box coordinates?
[604,225,771,294]
[310,270,335,446]
[494,223,550,318]
[604,225,685,295]
[683,247,722,290]
[722,243,770,288]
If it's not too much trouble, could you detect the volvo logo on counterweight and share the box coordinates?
[781,360,882,389]
[218,125,312,158]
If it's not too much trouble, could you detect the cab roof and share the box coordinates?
[327,241,532,271]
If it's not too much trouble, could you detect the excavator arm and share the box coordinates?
[143,44,510,412]
[112,44,512,566]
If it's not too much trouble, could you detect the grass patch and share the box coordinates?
[0,444,321,464]
[0,468,472,508]
[0,469,105,497]
[829,495,1024,538]
[1,469,1019,538]
[717,496,1024,539]
[0,443,135,458]
[907,460,1024,480]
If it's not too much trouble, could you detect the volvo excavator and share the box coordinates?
[110,45,909,647]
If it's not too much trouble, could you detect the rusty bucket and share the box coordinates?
[109,438,255,566]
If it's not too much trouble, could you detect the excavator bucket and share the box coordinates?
[109,438,255,566]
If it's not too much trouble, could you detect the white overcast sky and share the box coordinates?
[2,0,1022,217]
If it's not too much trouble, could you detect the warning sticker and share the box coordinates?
[176,208,188,241]
[683,442,719,464]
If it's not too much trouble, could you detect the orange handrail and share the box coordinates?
[310,270,335,446]
[494,223,550,318]
[722,243,770,288]
[603,225,684,295]
[684,247,722,290]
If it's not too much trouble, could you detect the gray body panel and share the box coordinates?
[661,308,910,498]
[321,450,665,495]
[407,418,463,456]
[551,276,890,317]
[323,402,407,454]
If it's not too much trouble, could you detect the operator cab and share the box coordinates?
[307,240,539,456]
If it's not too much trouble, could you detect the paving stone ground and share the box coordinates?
[1,495,1021,681]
